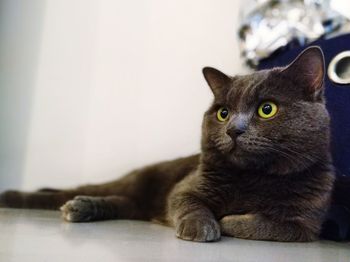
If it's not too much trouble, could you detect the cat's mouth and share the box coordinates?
[231,144,253,160]
[231,136,250,154]
[229,137,272,164]
[215,135,272,165]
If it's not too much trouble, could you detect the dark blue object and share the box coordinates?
[320,204,350,241]
[258,34,350,241]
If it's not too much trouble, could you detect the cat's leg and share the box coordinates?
[170,202,221,242]
[0,155,199,212]
[60,195,137,222]
[168,174,221,242]
[220,214,319,242]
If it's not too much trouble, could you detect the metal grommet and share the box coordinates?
[328,51,350,85]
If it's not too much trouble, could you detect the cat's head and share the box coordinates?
[201,47,330,174]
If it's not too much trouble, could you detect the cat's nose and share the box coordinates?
[226,114,247,139]
[226,127,245,138]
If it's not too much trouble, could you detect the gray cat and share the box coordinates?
[0,46,334,242]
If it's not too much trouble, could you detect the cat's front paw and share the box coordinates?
[175,217,221,242]
[60,196,96,222]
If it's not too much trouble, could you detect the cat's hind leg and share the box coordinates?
[60,195,137,222]
[220,214,318,242]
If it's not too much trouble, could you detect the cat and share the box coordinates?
[0,46,335,242]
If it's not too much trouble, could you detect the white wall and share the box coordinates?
[0,0,244,190]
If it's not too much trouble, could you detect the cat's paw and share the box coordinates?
[175,217,221,242]
[60,196,96,222]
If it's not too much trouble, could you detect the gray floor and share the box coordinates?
[0,209,349,262]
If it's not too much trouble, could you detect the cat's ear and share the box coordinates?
[202,67,230,96]
[281,46,325,100]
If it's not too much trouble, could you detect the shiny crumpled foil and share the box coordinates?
[239,0,350,67]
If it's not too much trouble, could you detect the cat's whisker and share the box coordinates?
[258,144,313,175]
[276,142,331,170]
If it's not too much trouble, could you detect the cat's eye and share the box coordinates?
[258,102,278,119]
[217,107,229,122]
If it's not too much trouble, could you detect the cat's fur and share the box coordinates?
[0,47,335,242]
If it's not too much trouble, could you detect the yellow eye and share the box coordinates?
[217,107,229,122]
[258,101,278,119]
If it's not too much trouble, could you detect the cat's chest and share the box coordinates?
[220,172,294,214]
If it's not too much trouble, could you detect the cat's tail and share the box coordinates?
[0,190,70,210]
[0,184,115,210]
[321,175,350,241]
[37,187,64,193]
